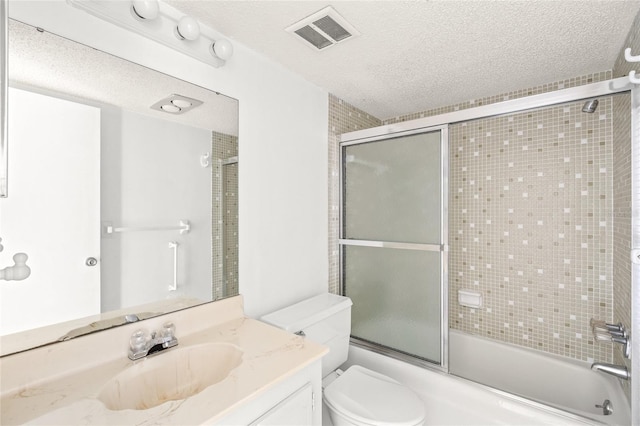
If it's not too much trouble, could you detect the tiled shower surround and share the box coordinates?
[448,97,614,363]
[212,131,239,300]
[328,69,632,364]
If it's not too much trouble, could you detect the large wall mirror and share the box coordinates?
[0,18,239,355]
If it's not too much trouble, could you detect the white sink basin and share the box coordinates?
[98,342,243,410]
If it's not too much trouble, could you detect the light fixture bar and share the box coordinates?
[68,0,230,68]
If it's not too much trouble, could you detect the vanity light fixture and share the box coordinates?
[131,0,159,20]
[68,0,233,68]
[151,94,203,115]
[175,16,200,41]
[211,39,234,61]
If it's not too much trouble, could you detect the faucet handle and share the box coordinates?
[129,329,148,352]
[161,322,176,339]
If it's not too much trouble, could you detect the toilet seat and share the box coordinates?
[323,365,426,426]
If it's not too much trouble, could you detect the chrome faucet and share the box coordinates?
[591,362,630,380]
[128,322,178,360]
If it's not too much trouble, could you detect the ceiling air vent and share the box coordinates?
[286,6,360,51]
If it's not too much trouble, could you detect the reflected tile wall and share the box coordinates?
[212,131,239,300]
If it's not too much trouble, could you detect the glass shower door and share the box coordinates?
[340,127,447,366]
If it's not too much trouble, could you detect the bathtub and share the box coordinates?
[449,330,630,425]
[340,336,630,426]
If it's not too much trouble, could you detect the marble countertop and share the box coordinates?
[0,296,328,425]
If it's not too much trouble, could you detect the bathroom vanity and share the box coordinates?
[0,296,327,425]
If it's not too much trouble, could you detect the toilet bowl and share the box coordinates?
[323,365,426,426]
[260,293,426,426]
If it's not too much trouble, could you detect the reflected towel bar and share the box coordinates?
[104,220,190,235]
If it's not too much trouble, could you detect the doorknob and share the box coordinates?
[85,257,98,267]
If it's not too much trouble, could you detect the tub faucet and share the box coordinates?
[591,362,630,380]
[128,322,178,360]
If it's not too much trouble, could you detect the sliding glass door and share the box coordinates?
[340,127,448,367]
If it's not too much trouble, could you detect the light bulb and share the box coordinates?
[131,0,159,20]
[171,99,192,108]
[211,39,233,61]
[176,16,200,41]
[161,104,181,113]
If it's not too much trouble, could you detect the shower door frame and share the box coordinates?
[340,76,639,423]
[339,125,450,372]
[631,78,640,426]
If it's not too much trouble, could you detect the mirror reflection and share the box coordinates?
[0,19,239,355]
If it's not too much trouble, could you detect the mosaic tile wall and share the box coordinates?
[212,131,239,300]
[448,97,614,363]
[328,94,382,294]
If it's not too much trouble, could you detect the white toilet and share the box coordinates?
[261,293,426,426]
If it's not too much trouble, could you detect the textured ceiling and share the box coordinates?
[9,19,238,136]
[167,0,640,120]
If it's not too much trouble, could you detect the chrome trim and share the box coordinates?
[340,126,444,146]
[591,362,630,380]
[631,82,640,426]
[338,239,442,252]
[341,77,632,143]
[440,126,449,370]
[350,337,447,372]
[0,0,7,198]
[338,137,345,295]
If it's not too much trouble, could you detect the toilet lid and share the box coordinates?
[324,365,426,426]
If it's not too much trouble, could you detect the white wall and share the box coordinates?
[101,107,212,311]
[8,1,329,318]
[1,87,101,335]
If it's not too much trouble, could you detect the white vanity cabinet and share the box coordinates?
[211,360,322,426]
[250,383,313,425]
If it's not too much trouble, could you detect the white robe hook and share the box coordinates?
[629,70,640,85]
[625,47,640,63]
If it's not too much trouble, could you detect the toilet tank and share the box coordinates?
[260,293,352,377]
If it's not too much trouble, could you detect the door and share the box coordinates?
[0,87,100,335]
[340,127,448,366]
